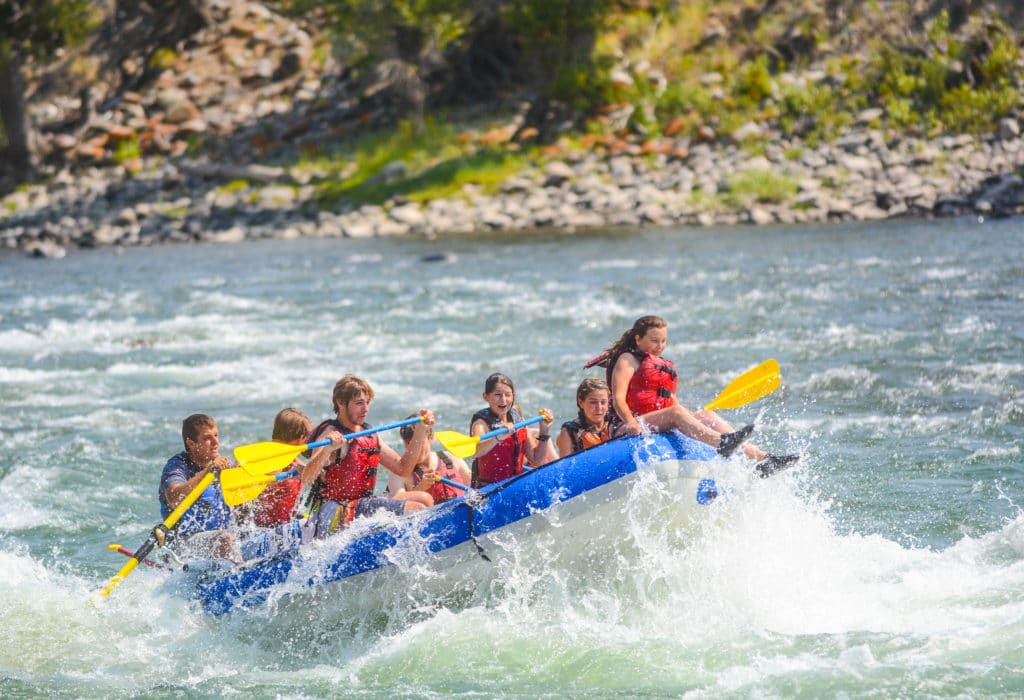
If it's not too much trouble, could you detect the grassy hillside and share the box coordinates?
[286,0,1024,207]
[12,0,1024,209]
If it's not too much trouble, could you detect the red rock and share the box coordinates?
[668,145,690,160]
[516,127,539,142]
[664,116,686,137]
[607,138,630,153]
[105,125,137,143]
[480,127,513,144]
[164,99,201,125]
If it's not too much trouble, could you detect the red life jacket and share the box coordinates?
[471,408,527,487]
[611,351,678,417]
[310,419,381,501]
[252,477,302,526]
[411,451,466,503]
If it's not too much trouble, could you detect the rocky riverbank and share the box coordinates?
[4,0,1024,259]
[5,119,1024,259]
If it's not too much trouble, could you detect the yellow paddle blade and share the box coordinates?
[232,441,305,477]
[703,359,781,411]
[220,467,283,506]
[433,430,479,460]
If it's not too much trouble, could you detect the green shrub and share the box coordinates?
[148,48,177,70]
[112,137,141,164]
[863,10,1022,134]
[724,168,798,207]
[733,55,774,108]
[218,179,251,194]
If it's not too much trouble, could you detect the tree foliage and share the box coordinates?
[296,0,617,134]
[326,0,471,64]
[0,0,94,63]
[0,0,94,178]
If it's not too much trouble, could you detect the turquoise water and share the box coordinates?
[1,218,1022,697]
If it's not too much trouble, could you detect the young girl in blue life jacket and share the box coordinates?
[469,372,557,487]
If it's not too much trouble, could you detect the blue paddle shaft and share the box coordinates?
[304,416,423,450]
[438,476,467,491]
[477,414,545,442]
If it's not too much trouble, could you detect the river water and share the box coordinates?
[1,217,1022,698]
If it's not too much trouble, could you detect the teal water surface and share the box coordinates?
[1,218,1022,698]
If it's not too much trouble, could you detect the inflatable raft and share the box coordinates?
[176,431,719,615]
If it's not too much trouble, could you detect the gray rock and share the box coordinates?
[375,219,409,236]
[747,206,775,225]
[24,241,66,258]
[501,176,535,194]
[998,117,1020,140]
[480,209,515,230]
[113,207,138,226]
[543,161,575,187]
[257,186,298,207]
[732,121,764,142]
[341,220,374,238]
[202,226,247,243]
[389,203,426,227]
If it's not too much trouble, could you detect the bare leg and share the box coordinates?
[640,405,723,447]
[693,408,733,434]
[631,405,765,460]
[212,532,244,565]
[179,530,244,565]
[695,409,767,460]
[394,490,433,509]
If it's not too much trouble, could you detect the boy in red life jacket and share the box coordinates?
[388,415,471,505]
[469,372,557,487]
[237,408,342,528]
[556,377,613,457]
[304,374,435,538]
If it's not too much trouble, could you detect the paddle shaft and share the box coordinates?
[438,476,467,491]
[436,414,547,459]
[476,414,545,442]
[98,469,217,597]
[299,416,424,453]
[233,415,425,476]
[109,544,173,571]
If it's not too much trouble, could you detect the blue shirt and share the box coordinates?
[159,451,233,539]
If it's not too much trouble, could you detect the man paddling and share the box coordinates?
[158,414,244,564]
[304,374,435,538]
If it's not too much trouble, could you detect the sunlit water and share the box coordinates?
[1,218,1022,698]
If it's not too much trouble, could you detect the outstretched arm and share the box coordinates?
[525,409,557,465]
[381,409,434,478]
[300,429,347,487]
[471,416,508,458]
[556,426,575,458]
[165,454,230,509]
[610,354,642,435]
